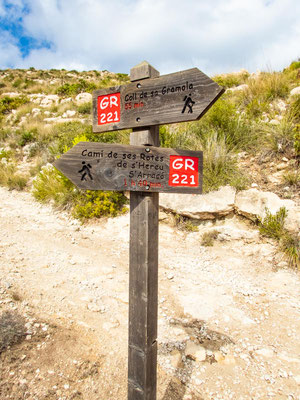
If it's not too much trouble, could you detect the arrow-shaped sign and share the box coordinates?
[92,68,224,133]
[54,142,203,194]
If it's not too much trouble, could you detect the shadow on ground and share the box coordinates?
[161,318,234,400]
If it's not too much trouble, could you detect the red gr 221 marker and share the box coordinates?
[97,92,121,126]
[169,155,199,187]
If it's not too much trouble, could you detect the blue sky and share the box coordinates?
[0,0,299,75]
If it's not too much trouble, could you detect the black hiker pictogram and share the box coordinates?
[78,161,93,181]
[181,94,195,114]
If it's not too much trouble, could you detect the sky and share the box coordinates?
[0,0,299,76]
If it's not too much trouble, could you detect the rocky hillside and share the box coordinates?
[0,62,299,265]
[0,64,300,399]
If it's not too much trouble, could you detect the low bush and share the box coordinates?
[0,148,13,160]
[193,97,258,152]
[48,121,130,158]
[245,98,269,119]
[32,163,77,206]
[172,214,199,232]
[201,230,219,246]
[116,73,129,83]
[0,128,11,141]
[72,190,127,220]
[283,60,300,83]
[201,134,248,192]
[160,111,250,193]
[283,170,300,186]
[33,135,128,220]
[280,233,300,269]
[258,207,286,240]
[0,96,29,116]
[56,79,96,96]
[245,72,290,102]
[258,116,297,157]
[0,162,28,190]
[258,207,299,269]
[213,71,249,88]
[159,125,197,149]
[77,102,91,115]
[17,128,37,147]
[49,122,93,156]
[32,164,127,220]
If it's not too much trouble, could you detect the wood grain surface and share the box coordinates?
[93,68,224,132]
[53,142,203,194]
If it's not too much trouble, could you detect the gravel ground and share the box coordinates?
[0,186,299,400]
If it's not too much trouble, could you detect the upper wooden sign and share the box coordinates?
[92,68,224,133]
[53,142,203,194]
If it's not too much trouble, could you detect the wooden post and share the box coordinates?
[128,62,160,400]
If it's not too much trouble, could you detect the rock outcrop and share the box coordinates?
[160,186,236,220]
[160,186,300,233]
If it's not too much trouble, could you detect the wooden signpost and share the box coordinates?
[93,64,224,132]
[54,61,223,400]
[54,142,203,194]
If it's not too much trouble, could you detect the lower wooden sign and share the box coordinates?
[54,142,203,194]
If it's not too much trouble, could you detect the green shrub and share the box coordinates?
[280,233,300,269]
[283,170,300,186]
[194,97,258,151]
[258,207,299,269]
[116,73,130,83]
[0,128,11,141]
[32,163,77,206]
[159,125,196,149]
[287,61,300,71]
[72,190,127,220]
[17,128,37,147]
[213,71,249,88]
[0,148,12,160]
[98,76,115,88]
[202,134,248,192]
[49,122,93,156]
[258,207,287,240]
[259,117,296,156]
[245,98,269,118]
[246,72,290,102]
[77,102,91,115]
[48,121,130,157]
[12,78,23,88]
[56,79,96,96]
[172,214,199,232]
[283,61,300,83]
[0,96,29,116]
[0,162,28,190]
[33,135,128,220]
[7,173,28,190]
[289,96,300,123]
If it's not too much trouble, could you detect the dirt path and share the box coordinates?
[0,186,299,400]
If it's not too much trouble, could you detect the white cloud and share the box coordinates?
[0,31,22,68]
[0,0,299,74]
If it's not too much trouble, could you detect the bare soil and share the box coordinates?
[0,186,299,400]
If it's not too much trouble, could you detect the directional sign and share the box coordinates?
[53,142,203,194]
[92,68,224,132]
